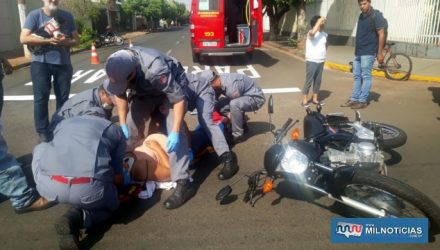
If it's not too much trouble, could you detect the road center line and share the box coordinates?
[4,88,300,101]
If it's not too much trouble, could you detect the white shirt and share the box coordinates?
[305,31,328,63]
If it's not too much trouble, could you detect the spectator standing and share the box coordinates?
[341,0,386,109]
[20,0,80,142]
[302,16,327,106]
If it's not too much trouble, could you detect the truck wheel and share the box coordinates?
[246,52,253,62]
[192,52,200,63]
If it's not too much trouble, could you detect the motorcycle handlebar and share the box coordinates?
[275,118,293,144]
[280,118,293,133]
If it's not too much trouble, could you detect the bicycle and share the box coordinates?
[350,42,413,81]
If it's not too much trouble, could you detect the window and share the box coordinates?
[198,0,219,12]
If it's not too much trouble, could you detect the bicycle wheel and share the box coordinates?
[384,53,412,81]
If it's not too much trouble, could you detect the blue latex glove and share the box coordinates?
[122,168,131,186]
[120,124,130,139]
[188,149,194,162]
[167,132,180,152]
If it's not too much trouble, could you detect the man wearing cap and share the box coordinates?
[208,72,265,143]
[105,46,194,209]
[49,82,115,132]
[32,107,127,249]
[186,71,239,179]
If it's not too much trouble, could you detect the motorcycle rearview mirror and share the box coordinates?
[268,94,273,114]
[216,185,232,201]
[268,94,274,132]
[316,103,322,113]
[355,110,361,122]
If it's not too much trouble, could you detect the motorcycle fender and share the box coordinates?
[327,165,356,198]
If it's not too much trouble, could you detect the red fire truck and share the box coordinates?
[190,0,263,62]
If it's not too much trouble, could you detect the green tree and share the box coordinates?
[263,0,312,41]
[60,0,103,24]
[163,0,178,24]
[174,1,189,25]
[293,0,312,42]
[263,0,295,41]
[145,0,163,23]
[122,0,148,16]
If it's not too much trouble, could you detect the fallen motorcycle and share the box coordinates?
[94,31,124,47]
[303,104,407,175]
[217,95,440,239]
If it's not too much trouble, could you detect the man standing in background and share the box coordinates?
[20,0,79,142]
[341,0,386,109]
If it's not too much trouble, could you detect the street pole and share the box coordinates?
[17,0,31,58]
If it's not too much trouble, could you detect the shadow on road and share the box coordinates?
[384,148,402,166]
[246,121,273,138]
[369,91,381,103]
[318,90,332,103]
[81,192,162,249]
[428,86,440,106]
[428,87,440,120]
[199,49,279,67]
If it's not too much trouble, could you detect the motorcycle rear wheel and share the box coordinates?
[363,122,407,149]
[342,170,440,238]
[114,36,124,46]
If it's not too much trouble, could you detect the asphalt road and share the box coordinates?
[1,27,440,249]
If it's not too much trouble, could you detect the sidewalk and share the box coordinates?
[263,41,440,83]
[0,31,147,70]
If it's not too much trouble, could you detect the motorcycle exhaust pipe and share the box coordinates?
[302,183,386,217]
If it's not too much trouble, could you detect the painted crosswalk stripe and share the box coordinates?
[262,87,301,93]
[4,88,301,101]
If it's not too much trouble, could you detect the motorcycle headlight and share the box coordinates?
[279,146,310,175]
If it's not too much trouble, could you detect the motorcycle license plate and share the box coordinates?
[202,41,217,47]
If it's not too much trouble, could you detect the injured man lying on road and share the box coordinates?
[122,111,229,200]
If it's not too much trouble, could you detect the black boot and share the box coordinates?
[54,207,83,250]
[163,179,196,209]
[218,151,239,180]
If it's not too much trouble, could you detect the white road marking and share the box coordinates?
[166,49,172,55]
[4,88,300,101]
[263,88,301,93]
[4,94,76,101]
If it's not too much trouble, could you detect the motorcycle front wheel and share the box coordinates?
[363,122,407,149]
[341,170,440,238]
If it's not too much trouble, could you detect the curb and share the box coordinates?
[263,41,440,83]
[325,61,440,83]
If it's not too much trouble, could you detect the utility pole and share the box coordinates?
[17,0,31,58]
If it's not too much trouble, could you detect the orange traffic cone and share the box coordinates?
[90,42,100,65]
[128,39,133,48]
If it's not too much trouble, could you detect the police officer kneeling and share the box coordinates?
[207,71,265,143]
[31,107,126,249]
[186,71,239,179]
